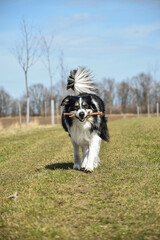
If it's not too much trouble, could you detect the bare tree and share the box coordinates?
[58,51,68,101]
[40,33,57,98]
[13,19,39,125]
[11,99,19,116]
[117,81,130,113]
[0,87,11,117]
[131,73,152,113]
[104,78,115,114]
[29,84,50,116]
[98,78,115,114]
[152,80,160,108]
[40,33,58,124]
[148,63,160,111]
[130,75,142,108]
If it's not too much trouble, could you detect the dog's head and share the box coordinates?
[61,95,95,122]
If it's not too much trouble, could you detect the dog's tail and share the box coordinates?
[67,66,98,95]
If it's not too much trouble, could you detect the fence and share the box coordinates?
[136,103,159,118]
[0,102,159,129]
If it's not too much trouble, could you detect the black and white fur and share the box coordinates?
[61,67,109,172]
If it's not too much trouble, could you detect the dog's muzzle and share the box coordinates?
[76,109,87,122]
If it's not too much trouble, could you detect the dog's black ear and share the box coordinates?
[61,96,72,106]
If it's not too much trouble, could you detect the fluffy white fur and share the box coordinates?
[73,67,97,95]
[70,117,101,172]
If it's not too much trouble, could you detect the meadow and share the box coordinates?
[0,118,160,240]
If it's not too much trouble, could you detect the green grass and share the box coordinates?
[0,118,160,240]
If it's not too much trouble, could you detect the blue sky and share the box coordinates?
[0,0,160,98]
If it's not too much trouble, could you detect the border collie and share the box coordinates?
[61,67,109,172]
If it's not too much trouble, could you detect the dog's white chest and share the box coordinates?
[69,119,92,146]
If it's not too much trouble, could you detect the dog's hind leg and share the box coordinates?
[71,140,81,170]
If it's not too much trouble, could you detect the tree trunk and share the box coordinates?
[109,92,112,114]
[26,97,30,125]
[51,99,54,125]
[157,102,159,117]
[25,70,29,98]
[25,70,30,125]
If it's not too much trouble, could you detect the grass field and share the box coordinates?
[0,118,160,240]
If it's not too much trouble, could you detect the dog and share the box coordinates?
[61,67,109,172]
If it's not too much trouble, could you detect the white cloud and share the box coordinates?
[51,13,95,32]
[53,20,160,58]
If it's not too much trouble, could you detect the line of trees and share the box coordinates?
[0,71,160,117]
[99,72,160,114]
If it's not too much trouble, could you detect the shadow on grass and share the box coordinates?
[45,162,73,170]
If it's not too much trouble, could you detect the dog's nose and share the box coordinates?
[79,112,85,118]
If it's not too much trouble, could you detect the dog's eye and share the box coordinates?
[83,104,88,109]
[74,105,79,110]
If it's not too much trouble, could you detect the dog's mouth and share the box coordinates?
[79,116,86,122]
[76,110,87,122]
[77,114,86,122]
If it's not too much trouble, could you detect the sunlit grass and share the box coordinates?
[0,118,160,240]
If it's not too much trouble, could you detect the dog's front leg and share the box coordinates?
[85,135,101,172]
[71,140,81,170]
[81,146,89,170]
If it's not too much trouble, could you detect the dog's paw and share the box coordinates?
[84,166,93,173]
[81,162,86,170]
[73,163,81,170]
